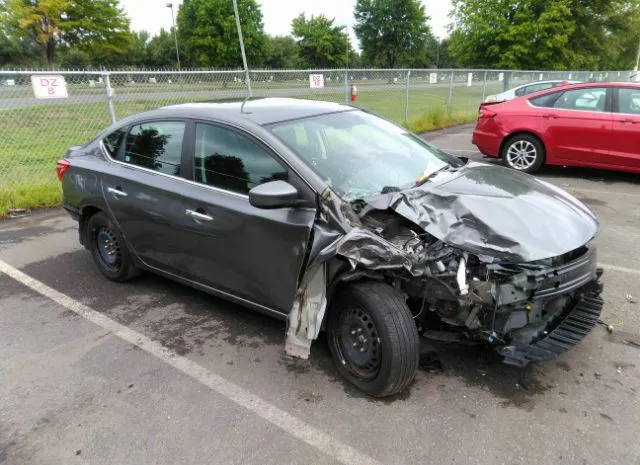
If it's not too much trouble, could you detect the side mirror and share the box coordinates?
[249,180,299,209]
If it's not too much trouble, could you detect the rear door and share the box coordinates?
[610,87,640,169]
[101,119,197,276]
[535,86,613,166]
[174,121,317,314]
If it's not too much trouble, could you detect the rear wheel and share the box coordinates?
[86,212,140,282]
[502,134,545,173]
[327,282,420,397]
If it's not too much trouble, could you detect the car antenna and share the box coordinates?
[240,96,252,114]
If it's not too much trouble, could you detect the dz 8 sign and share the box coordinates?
[31,75,69,99]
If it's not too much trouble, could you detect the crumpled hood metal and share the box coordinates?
[364,162,599,263]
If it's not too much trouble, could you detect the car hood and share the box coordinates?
[363,162,599,263]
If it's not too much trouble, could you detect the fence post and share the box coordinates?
[481,70,488,102]
[344,69,349,105]
[447,71,454,113]
[404,70,411,124]
[103,72,116,124]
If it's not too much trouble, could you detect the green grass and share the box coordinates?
[0,83,497,217]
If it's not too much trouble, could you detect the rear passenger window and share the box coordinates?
[124,121,186,176]
[194,123,288,195]
[529,92,560,107]
[103,129,124,157]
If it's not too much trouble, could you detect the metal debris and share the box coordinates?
[625,294,637,304]
[597,319,614,333]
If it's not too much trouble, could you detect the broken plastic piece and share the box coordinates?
[284,264,327,359]
[457,253,469,295]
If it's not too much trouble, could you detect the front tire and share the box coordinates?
[86,212,140,282]
[502,134,545,173]
[327,282,420,397]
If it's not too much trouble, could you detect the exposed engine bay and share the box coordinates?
[353,210,603,367]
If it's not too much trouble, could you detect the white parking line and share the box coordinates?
[0,260,381,465]
[600,263,640,276]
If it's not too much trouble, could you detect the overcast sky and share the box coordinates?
[121,0,454,47]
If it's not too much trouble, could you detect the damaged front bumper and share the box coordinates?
[499,280,604,367]
[491,246,604,367]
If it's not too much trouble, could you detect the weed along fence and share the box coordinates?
[0,67,634,216]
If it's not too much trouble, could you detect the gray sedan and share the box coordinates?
[58,98,604,397]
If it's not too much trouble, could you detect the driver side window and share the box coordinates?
[194,123,288,195]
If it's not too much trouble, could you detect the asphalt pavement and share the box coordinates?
[1,125,639,465]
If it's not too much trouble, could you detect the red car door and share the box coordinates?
[610,87,640,170]
[540,86,614,167]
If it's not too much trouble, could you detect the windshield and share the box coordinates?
[268,110,451,200]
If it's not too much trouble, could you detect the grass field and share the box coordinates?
[0,82,499,216]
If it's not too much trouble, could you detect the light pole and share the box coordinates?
[634,36,640,82]
[166,3,181,71]
[232,0,252,96]
[342,26,349,69]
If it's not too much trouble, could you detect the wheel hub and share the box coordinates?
[97,227,120,267]
[507,140,537,170]
[337,306,381,378]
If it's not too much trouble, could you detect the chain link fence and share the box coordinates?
[0,67,636,215]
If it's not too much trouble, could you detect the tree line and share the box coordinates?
[1,0,638,71]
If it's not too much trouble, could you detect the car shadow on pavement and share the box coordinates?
[17,249,589,405]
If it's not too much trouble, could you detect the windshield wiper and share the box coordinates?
[415,165,453,187]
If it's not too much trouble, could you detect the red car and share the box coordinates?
[472,81,640,173]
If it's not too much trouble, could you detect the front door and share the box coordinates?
[610,87,640,169]
[541,86,613,166]
[175,122,316,314]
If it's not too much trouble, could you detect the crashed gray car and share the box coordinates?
[58,98,604,397]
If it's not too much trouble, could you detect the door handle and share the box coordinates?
[186,209,213,222]
[615,119,637,124]
[107,187,127,197]
[542,114,558,119]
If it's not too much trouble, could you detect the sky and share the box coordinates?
[122,0,454,48]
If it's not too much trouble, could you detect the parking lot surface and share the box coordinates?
[1,125,639,465]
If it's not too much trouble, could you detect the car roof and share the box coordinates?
[514,80,640,100]
[137,97,355,126]
[510,79,580,90]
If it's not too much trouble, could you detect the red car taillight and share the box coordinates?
[56,159,70,182]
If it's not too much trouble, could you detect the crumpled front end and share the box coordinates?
[285,165,605,366]
[338,214,605,367]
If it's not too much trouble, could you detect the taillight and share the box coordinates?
[56,159,70,182]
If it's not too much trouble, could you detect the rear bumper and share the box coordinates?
[62,203,80,221]
[472,128,502,158]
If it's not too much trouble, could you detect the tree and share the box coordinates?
[264,35,301,69]
[127,31,151,67]
[2,0,131,67]
[448,0,640,70]
[147,28,179,68]
[354,0,434,68]
[429,37,457,68]
[177,0,267,68]
[291,14,349,68]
